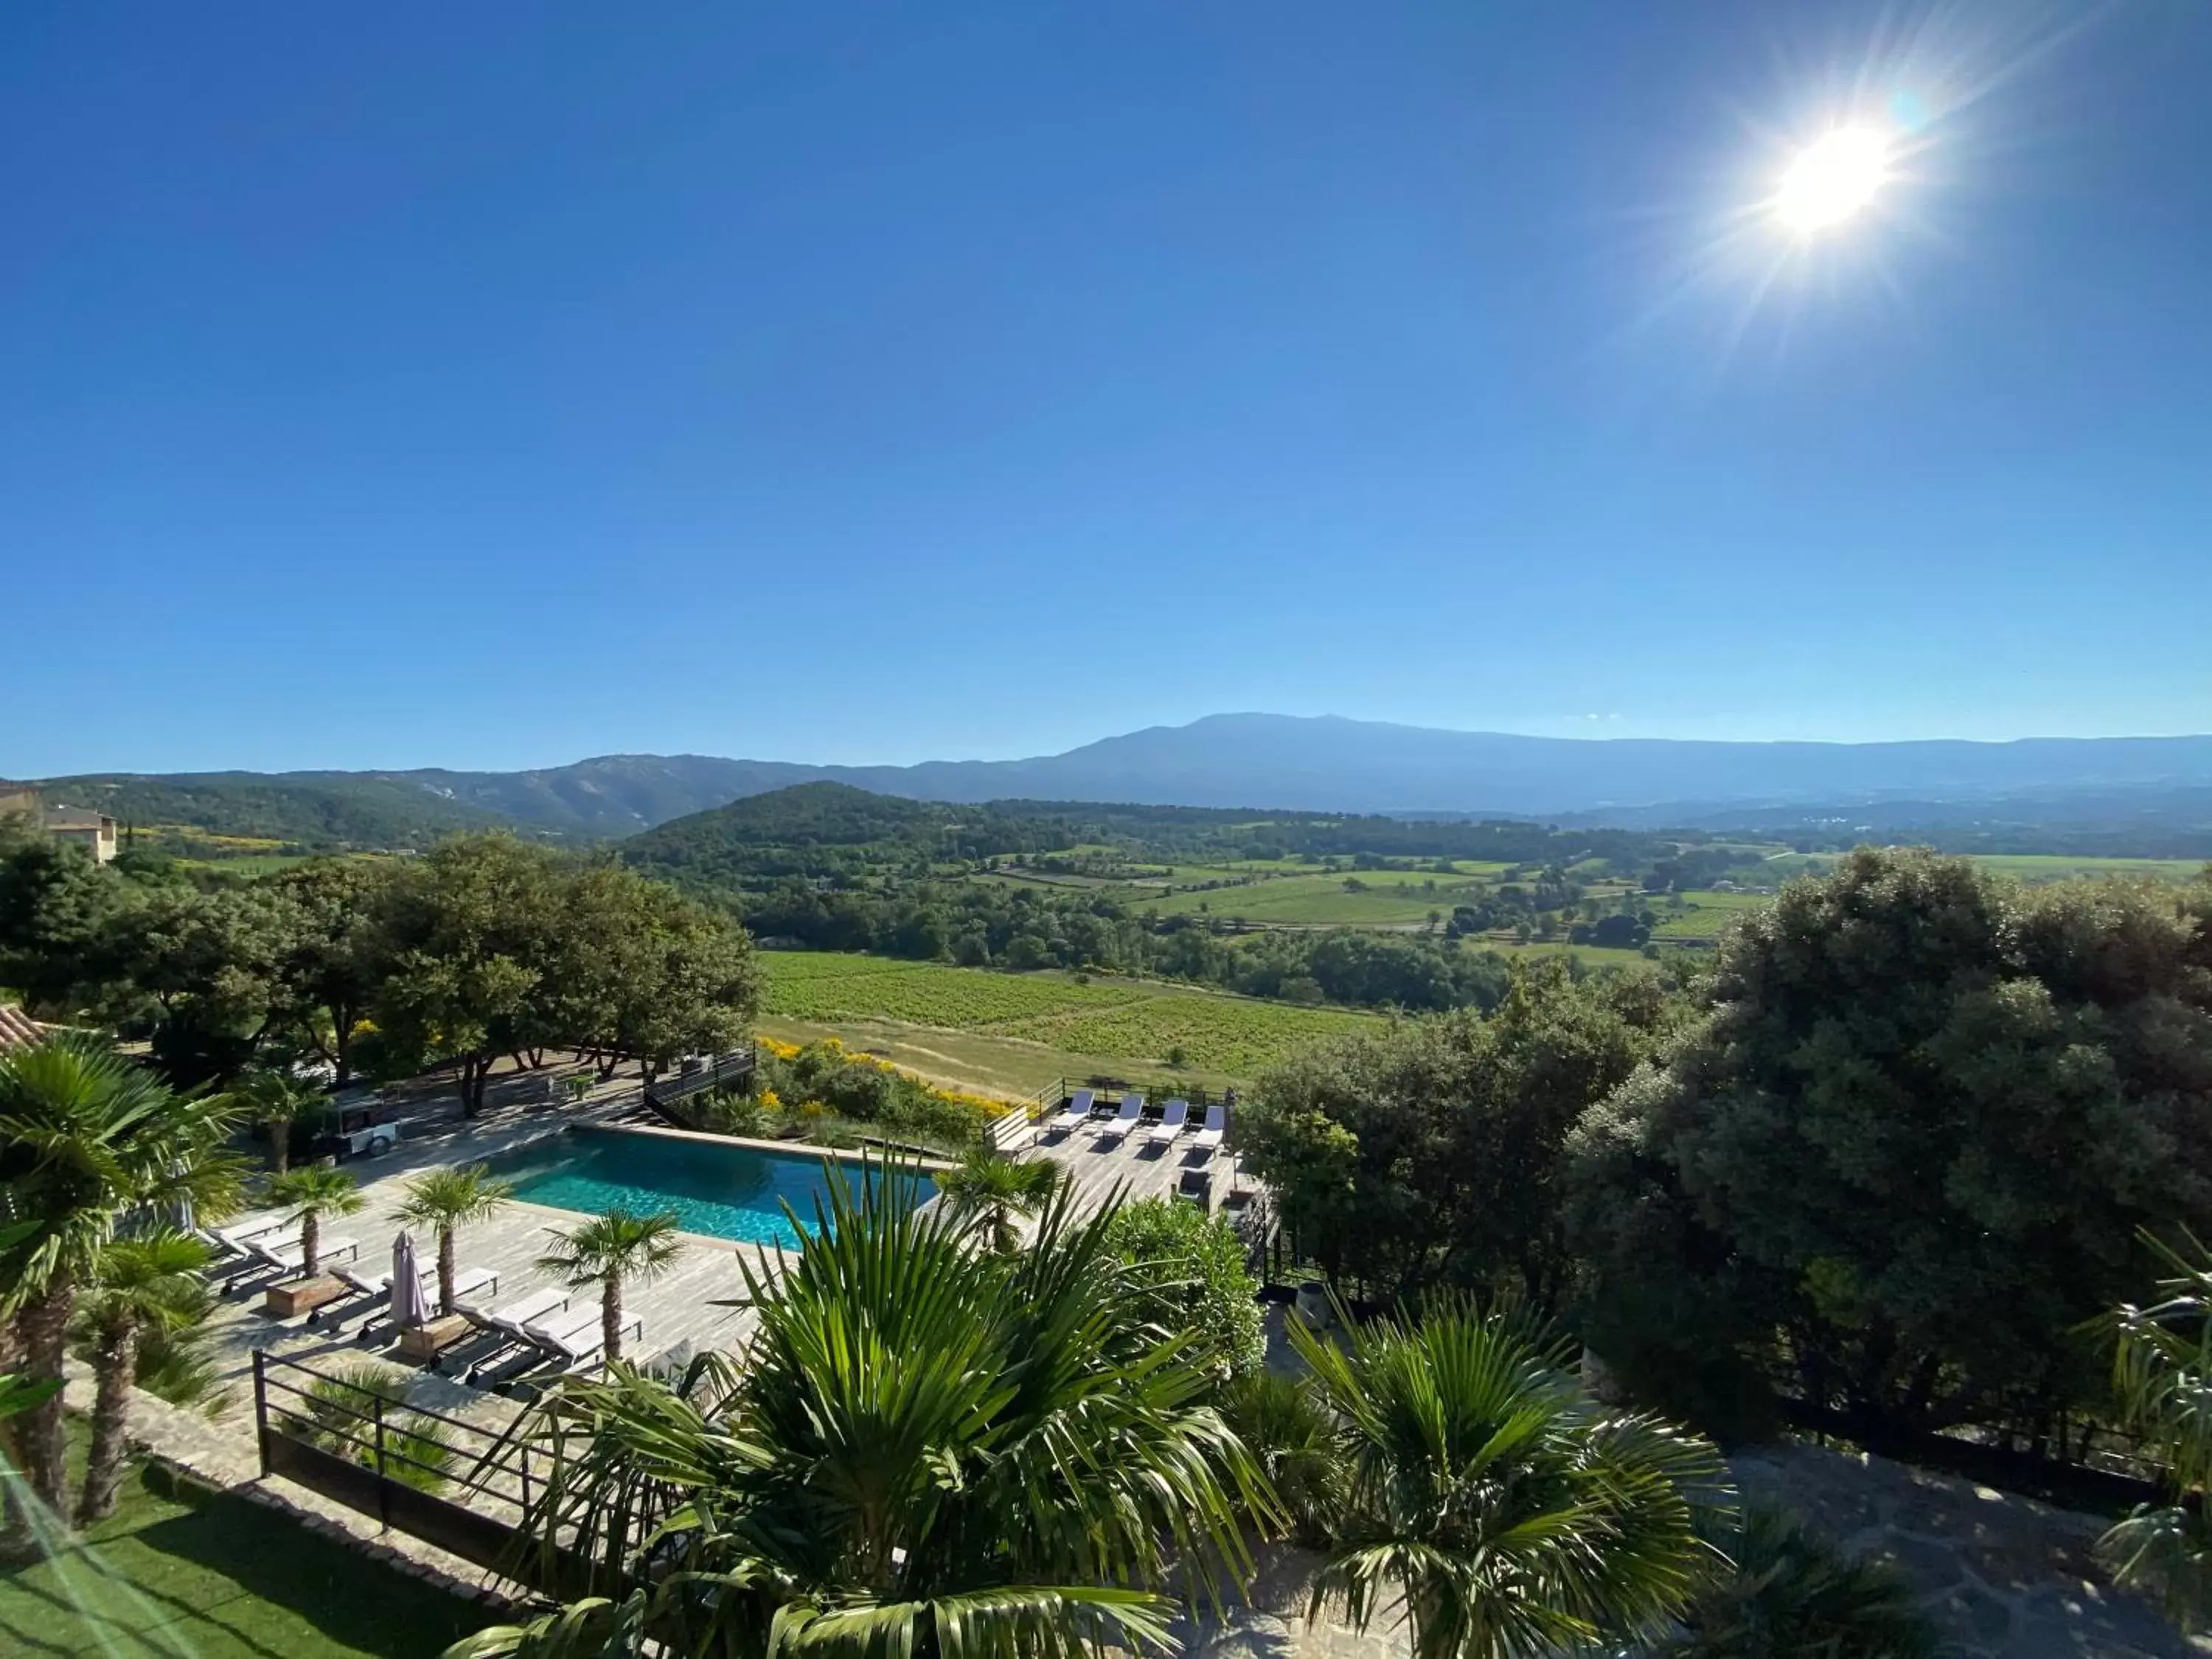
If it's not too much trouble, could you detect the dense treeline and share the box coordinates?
[0,821,758,1104]
[1242,848,2212,1456]
[622,781,1695,885]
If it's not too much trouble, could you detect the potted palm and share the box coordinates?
[537,1208,681,1363]
[396,1163,513,1317]
[261,1164,366,1318]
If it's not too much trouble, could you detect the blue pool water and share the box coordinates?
[480,1130,936,1249]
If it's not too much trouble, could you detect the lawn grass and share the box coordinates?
[0,1437,486,1659]
[759,952,1380,1085]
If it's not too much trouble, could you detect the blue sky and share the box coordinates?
[4,2,2207,774]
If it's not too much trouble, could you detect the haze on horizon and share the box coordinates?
[4,2,2208,779]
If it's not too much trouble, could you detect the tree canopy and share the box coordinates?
[1242,963,1680,1303]
[0,830,761,1100]
[1571,848,2212,1440]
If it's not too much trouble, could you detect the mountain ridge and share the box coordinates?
[29,713,2212,845]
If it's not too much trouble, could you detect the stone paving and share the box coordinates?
[1731,1442,2209,1658]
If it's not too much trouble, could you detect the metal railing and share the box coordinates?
[251,1349,666,1585]
[1028,1075,1234,1116]
[574,1047,756,1128]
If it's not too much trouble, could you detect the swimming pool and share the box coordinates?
[479,1129,936,1250]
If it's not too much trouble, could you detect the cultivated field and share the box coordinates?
[1146,869,1483,927]
[759,951,1380,1090]
[1966,855,2208,884]
[1645,889,1775,939]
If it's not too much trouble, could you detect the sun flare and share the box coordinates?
[1773,127,1891,232]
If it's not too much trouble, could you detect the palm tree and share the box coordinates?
[2098,1226,2212,1627]
[72,1230,214,1525]
[396,1164,514,1315]
[1656,1503,1941,1658]
[229,1067,327,1174]
[265,1164,366,1279]
[536,1208,679,1364]
[1290,1293,1731,1659]
[454,1167,1271,1658]
[0,1034,243,1522]
[1219,1368,1343,1547]
[932,1145,1062,1253]
[0,1220,60,1429]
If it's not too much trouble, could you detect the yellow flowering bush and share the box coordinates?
[748,1035,1006,1146]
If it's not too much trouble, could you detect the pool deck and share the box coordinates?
[165,1103,1251,1527]
[1013,1111,1258,1222]
[97,1091,1262,1610]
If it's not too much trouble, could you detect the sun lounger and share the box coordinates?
[208,1215,296,1256]
[1093,1094,1143,1146]
[1192,1102,1226,1155]
[250,1233,360,1274]
[524,1305,641,1370]
[450,1286,571,1378]
[340,1262,500,1305]
[1147,1099,1190,1145]
[467,1286,571,1346]
[1049,1088,1096,1133]
[215,1221,303,1290]
[333,1262,500,1335]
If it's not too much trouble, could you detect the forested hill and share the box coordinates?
[28,756,787,849]
[27,772,520,849]
[619,782,1670,890]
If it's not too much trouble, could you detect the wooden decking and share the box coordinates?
[1015,1113,1255,1220]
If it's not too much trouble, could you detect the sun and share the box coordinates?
[1773,127,1891,233]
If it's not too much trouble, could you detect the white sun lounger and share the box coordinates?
[211,1214,296,1254]
[1148,1099,1190,1144]
[1192,1102,1226,1155]
[465,1286,571,1346]
[1094,1094,1143,1145]
[251,1233,359,1273]
[1050,1088,1096,1133]
[525,1305,641,1369]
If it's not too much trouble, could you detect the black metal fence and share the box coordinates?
[1023,1074,1237,1120]
[250,1349,648,1587]
[584,1047,755,1129]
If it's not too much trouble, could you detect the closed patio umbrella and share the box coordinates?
[390,1230,431,1330]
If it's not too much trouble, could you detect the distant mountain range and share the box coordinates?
[29,714,2212,848]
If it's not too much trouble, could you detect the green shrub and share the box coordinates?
[1217,1370,1339,1544]
[1657,1503,1944,1658]
[291,1363,456,1494]
[1103,1197,1266,1378]
[753,1040,995,1150]
[135,1324,230,1416]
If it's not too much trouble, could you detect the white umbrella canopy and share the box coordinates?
[391,1230,431,1329]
